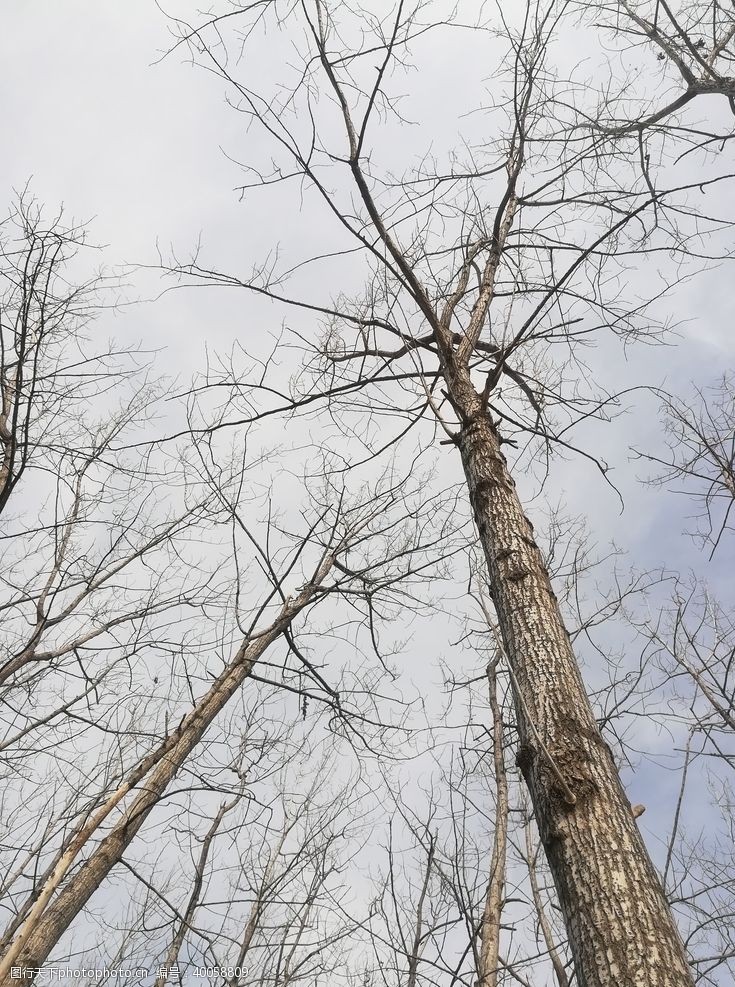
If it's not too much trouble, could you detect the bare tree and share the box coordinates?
[477,659,509,987]
[583,0,735,132]
[138,731,372,987]
[1,453,456,982]
[154,1,727,982]
[0,191,129,515]
[0,194,465,982]
[634,376,735,556]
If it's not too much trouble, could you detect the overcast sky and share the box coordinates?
[3,1,732,526]
[2,2,734,936]
[4,0,733,717]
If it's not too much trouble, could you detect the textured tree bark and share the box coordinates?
[0,559,334,986]
[451,380,694,987]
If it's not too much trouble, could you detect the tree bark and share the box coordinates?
[453,385,694,987]
[0,558,334,985]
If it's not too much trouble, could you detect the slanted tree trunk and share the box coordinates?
[0,557,335,986]
[451,376,693,987]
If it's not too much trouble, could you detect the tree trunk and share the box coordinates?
[154,800,232,987]
[0,559,334,985]
[524,807,570,987]
[453,388,694,987]
[477,662,508,987]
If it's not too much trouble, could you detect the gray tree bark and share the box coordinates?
[451,376,694,987]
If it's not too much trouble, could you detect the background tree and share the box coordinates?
[634,376,735,556]
[0,196,466,983]
[582,0,735,131]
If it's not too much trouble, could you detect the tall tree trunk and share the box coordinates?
[0,557,335,986]
[451,380,694,987]
[231,821,290,977]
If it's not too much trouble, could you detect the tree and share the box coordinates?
[130,728,371,987]
[156,0,733,982]
[0,197,464,982]
[583,0,735,133]
[0,192,125,516]
[636,376,735,556]
[1,458,456,981]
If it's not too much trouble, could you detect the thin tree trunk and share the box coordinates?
[0,556,335,985]
[452,386,694,987]
[154,801,232,987]
[524,812,570,987]
[477,660,508,987]
[406,832,435,987]
[231,820,290,978]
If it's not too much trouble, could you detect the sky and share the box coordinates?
[2,1,734,979]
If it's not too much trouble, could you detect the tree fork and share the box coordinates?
[455,396,694,987]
